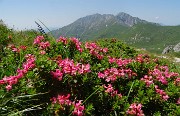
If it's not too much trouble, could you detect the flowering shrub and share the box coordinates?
[0,36,180,115]
[0,54,35,91]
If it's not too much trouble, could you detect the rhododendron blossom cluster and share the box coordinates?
[141,75,154,87]
[174,77,180,86]
[51,94,85,116]
[51,94,71,106]
[141,66,179,87]
[0,54,35,91]
[108,56,132,67]
[33,36,50,50]
[56,36,83,52]
[103,84,122,97]
[33,35,44,44]
[51,69,63,81]
[7,44,27,53]
[56,36,68,45]
[140,65,179,101]
[126,103,144,116]
[72,100,85,116]
[85,42,108,60]
[98,67,136,82]
[51,58,90,80]
[70,37,83,53]
[135,54,150,63]
[155,85,169,101]
[151,66,179,85]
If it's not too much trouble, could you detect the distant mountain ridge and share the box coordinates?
[51,12,180,53]
[51,12,151,38]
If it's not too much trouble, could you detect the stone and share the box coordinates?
[173,42,180,52]
[162,45,174,54]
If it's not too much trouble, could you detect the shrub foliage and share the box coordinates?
[0,35,180,116]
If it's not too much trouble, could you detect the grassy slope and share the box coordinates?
[124,24,180,53]
[52,23,180,54]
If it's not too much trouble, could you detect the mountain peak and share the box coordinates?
[51,12,151,39]
[117,12,132,17]
[116,12,147,26]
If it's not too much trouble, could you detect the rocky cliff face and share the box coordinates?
[116,12,148,26]
[162,45,174,54]
[173,42,180,52]
[162,42,180,54]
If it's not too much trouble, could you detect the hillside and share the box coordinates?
[117,23,180,53]
[51,12,149,39]
[51,12,180,54]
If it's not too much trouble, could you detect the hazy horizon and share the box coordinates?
[1,0,180,30]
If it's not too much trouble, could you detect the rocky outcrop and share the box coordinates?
[162,45,174,54]
[162,42,180,54]
[173,42,180,52]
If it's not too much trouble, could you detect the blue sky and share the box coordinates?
[0,0,180,30]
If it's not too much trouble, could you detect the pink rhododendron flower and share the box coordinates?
[103,84,122,97]
[70,37,83,53]
[155,85,169,101]
[116,58,132,67]
[98,72,105,79]
[63,65,72,74]
[162,95,169,101]
[79,64,91,74]
[98,67,135,82]
[16,69,24,79]
[96,54,103,60]
[141,75,154,87]
[85,42,108,60]
[57,36,68,44]
[50,94,84,116]
[55,58,90,76]
[51,94,72,106]
[126,103,144,116]
[102,48,108,53]
[136,54,144,63]
[57,94,72,106]
[104,84,114,93]
[174,77,180,86]
[39,41,50,49]
[8,44,21,53]
[149,66,180,85]
[0,80,5,84]
[108,57,116,64]
[33,36,44,45]
[72,100,85,116]
[12,47,20,53]
[85,42,97,49]
[19,45,27,50]
[51,69,63,81]
[6,85,12,91]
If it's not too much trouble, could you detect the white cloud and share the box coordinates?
[155,16,159,19]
